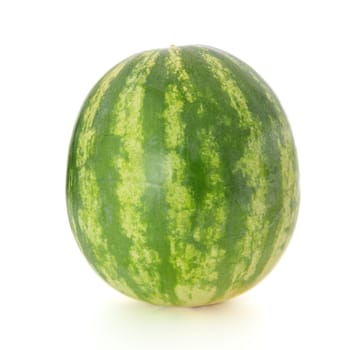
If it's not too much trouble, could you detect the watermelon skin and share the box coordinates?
[66,45,299,307]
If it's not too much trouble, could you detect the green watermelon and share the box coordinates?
[66,45,299,307]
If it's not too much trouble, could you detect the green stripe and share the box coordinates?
[141,50,179,304]
[67,60,130,252]
[211,46,284,113]
[209,46,286,122]
[162,83,198,305]
[199,48,272,299]
[200,49,255,128]
[105,50,165,304]
[86,53,151,299]
[67,57,140,296]
[257,114,299,280]
[190,127,227,302]
[161,47,227,306]
[167,46,194,103]
[204,46,298,289]
[71,59,128,246]
[75,62,128,169]
[162,48,197,304]
[178,47,250,302]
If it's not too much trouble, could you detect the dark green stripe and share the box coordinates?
[205,47,285,286]
[141,50,179,304]
[258,113,300,278]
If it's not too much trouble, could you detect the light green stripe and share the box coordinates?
[163,50,226,306]
[218,48,286,116]
[224,51,299,279]
[201,49,254,127]
[231,134,268,283]
[77,167,138,297]
[201,50,269,296]
[168,46,194,102]
[76,61,128,169]
[74,59,138,295]
[76,59,128,246]
[162,83,197,304]
[72,59,128,248]
[66,170,82,250]
[163,50,197,305]
[111,51,166,304]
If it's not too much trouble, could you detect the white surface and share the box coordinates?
[1,0,358,349]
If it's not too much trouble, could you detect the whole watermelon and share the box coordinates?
[66,45,299,307]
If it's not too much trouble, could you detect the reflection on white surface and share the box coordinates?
[91,294,267,350]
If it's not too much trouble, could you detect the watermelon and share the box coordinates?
[66,45,299,307]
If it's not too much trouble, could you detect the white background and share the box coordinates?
[1,0,358,349]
